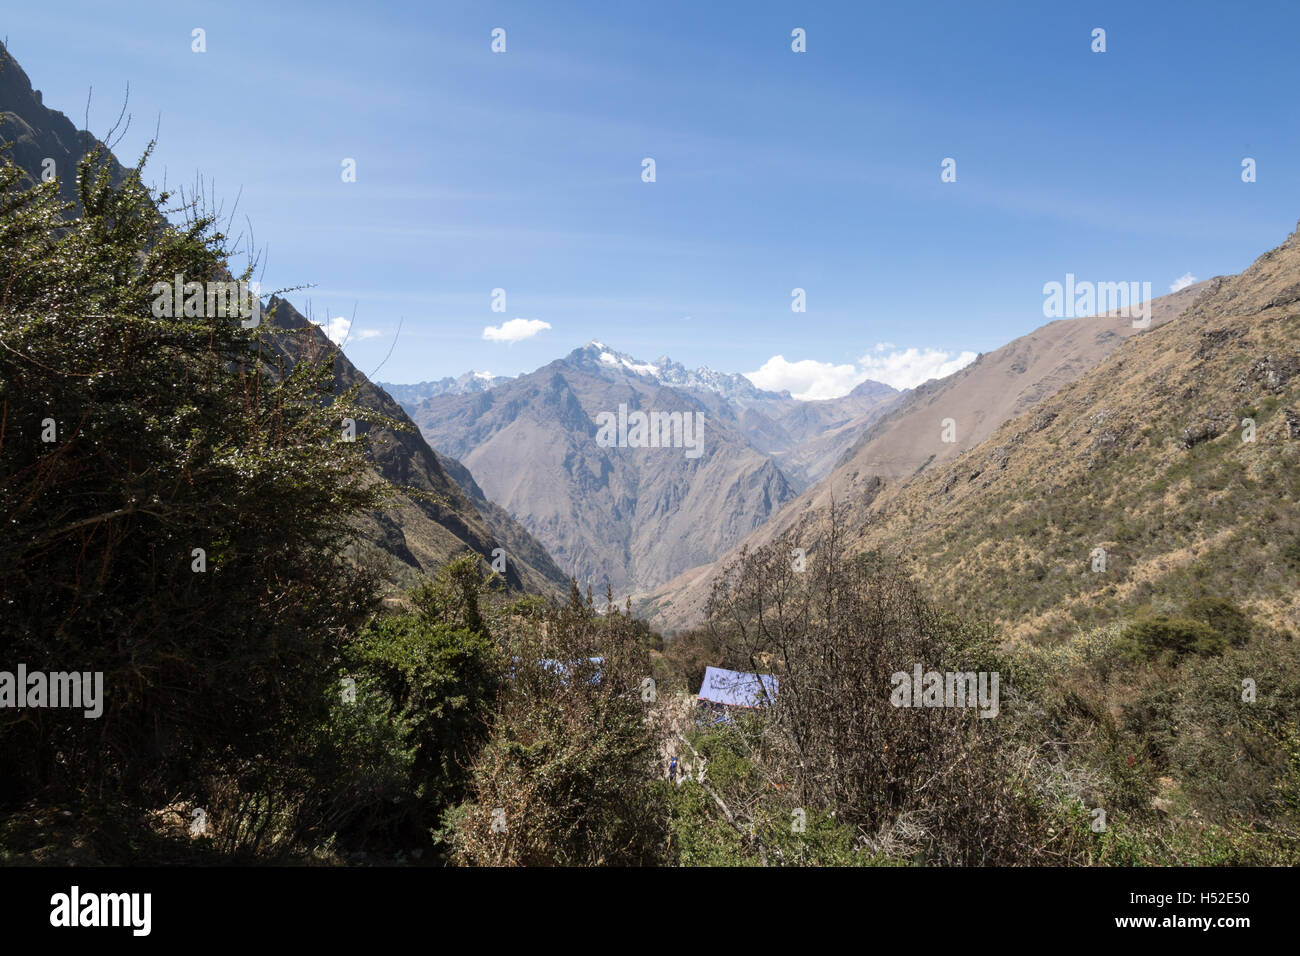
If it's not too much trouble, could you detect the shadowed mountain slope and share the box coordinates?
[261,298,568,597]
[0,45,567,599]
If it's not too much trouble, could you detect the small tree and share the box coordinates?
[705,503,1062,864]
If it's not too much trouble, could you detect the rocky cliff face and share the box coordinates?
[0,43,125,210]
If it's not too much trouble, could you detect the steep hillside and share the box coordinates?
[434,449,568,593]
[262,298,568,597]
[839,223,1300,641]
[0,43,125,210]
[0,45,567,600]
[650,224,1300,639]
[643,279,1220,631]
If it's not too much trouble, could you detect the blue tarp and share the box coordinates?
[696,666,778,708]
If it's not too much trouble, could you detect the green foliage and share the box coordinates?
[660,625,728,695]
[448,598,666,865]
[1125,638,1300,824]
[344,612,499,818]
[1282,533,1300,571]
[410,553,497,635]
[665,726,881,867]
[1120,614,1225,663]
[1274,723,1300,819]
[0,144,389,820]
[1184,595,1252,647]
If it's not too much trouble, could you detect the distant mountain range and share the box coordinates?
[380,341,793,407]
[398,342,900,596]
[378,372,511,406]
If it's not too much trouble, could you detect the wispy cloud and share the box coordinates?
[483,318,552,344]
[1170,272,1197,293]
[745,344,977,399]
[316,315,382,346]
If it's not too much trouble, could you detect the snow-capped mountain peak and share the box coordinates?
[570,341,779,402]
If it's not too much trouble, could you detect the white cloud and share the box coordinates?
[744,356,866,401]
[1169,272,1197,293]
[483,317,551,344]
[316,315,382,345]
[744,344,977,399]
[857,344,978,390]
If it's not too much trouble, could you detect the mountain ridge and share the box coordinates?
[640,276,1231,632]
[0,44,569,600]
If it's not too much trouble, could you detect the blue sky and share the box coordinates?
[4,0,1298,394]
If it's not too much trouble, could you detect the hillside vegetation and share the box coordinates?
[835,225,1300,644]
[3,43,1296,868]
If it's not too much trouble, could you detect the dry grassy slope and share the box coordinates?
[852,223,1300,641]
[639,279,1224,632]
[656,220,1300,641]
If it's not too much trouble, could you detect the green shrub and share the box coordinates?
[0,143,386,823]
[448,595,665,866]
[1125,639,1300,826]
[1185,596,1252,647]
[1283,534,1300,571]
[1120,615,1225,662]
[296,674,417,851]
[344,613,500,824]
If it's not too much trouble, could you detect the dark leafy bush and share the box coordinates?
[344,612,499,823]
[1120,615,1225,662]
[0,144,385,826]
[1185,596,1252,647]
[448,589,666,865]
